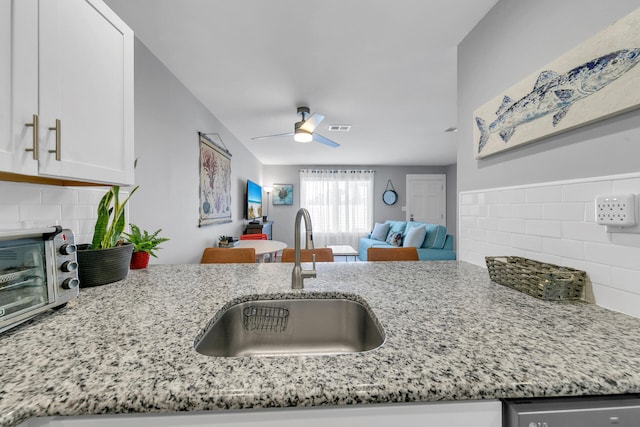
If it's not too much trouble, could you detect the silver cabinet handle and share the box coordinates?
[48,119,61,161]
[24,114,39,160]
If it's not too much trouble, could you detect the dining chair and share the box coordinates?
[240,233,268,240]
[367,247,419,261]
[240,233,274,261]
[280,248,334,263]
[200,247,256,264]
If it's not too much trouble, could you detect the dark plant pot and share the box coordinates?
[130,251,150,269]
[77,243,134,288]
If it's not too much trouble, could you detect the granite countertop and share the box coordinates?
[2,261,640,426]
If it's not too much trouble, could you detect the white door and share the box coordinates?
[406,174,446,226]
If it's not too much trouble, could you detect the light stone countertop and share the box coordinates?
[2,261,640,427]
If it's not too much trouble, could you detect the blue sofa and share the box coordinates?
[358,220,456,261]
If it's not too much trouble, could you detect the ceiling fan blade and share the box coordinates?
[312,133,340,148]
[251,132,294,141]
[299,113,325,133]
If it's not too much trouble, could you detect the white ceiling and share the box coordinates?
[105,0,498,166]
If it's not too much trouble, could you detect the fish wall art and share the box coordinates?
[473,7,640,158]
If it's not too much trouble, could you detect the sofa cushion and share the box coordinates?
[384,220,406,235]
[371,222,390,241]
[422,224,448,249]
[386,231,403,247]
[403,225,427,248]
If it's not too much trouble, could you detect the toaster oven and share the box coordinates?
[0,226,79,333]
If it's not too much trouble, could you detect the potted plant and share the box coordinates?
[124,224,170,269]
[218,235,235,247]
[76,185,139,287]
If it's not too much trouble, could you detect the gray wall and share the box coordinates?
[130,39,264,264]
[457,0,640,193]
[263,165,452,248]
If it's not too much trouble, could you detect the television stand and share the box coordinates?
[244,221,272,240]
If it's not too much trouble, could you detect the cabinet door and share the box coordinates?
[1,0,39,176]
[0,0,12,171]
[38,0,134,185]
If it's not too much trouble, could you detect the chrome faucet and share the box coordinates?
[292,208,316,289]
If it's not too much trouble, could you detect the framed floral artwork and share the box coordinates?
[272,184,293,205]
[198,133,232,226]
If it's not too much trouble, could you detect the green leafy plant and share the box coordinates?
[91,186,139,249]
[123,224,170,257]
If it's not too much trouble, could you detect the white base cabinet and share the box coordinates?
[17,400,502,427]
[2,0,134,186]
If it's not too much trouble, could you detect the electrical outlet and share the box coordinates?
[595,194,637,227]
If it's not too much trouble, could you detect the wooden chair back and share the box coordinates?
[200,247,256,264]
[280,248,334,263]
[367,247,419,261]
[240,233,268,240]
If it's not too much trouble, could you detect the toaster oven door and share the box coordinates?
[0,240,49,325]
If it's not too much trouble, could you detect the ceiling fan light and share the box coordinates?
[294,130,313,143]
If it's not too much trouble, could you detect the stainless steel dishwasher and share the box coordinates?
[503,394,640,427]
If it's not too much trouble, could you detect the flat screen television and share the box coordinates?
[245,179,262,220]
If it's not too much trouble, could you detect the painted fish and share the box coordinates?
[476,48,640,153]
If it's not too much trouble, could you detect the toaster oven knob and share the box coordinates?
[61,261,79,272]
[59,244,77,255]
[62,278,80,290]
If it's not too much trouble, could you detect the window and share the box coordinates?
[299,170,374,248]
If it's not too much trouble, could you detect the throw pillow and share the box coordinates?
[403,225,427,248]
[371,222,390,241]
[421,224,448,249]
[386,231,403,247]
[386,220,407,235]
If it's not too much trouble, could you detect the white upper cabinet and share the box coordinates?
[4,0,134,185]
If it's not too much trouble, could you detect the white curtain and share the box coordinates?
[299,169,375,249]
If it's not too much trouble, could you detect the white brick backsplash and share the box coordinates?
[459,193,476,205]
[542,237,584,259]
[512,203,543,219]
[542,203,585,221]
[526,185,562,203]
[62,204,97,221]
[592,284,640,318]
[611,267,640,295]
[499,218,526,233]
[562,221,609,243]
[42,188,79,205]
[487,230,511,246]
[525,219,562,238]
[0,205,19,223]
[477,217,501,231]
[0,182,103,240]
[562,181,612,202]
[459,172,640,317]
[499,189,526,204]
[584,242,640,270]
[612,177,640,194]
[489,204,512,218]
[0,184,41,204]
[511,234,543,251]
[19,204,61,223]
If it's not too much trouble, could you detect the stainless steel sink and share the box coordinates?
[194,295,385,357]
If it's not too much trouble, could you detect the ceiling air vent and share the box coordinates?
[328,125,351,132]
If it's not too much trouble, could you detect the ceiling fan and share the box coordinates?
[251,106,340,148]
